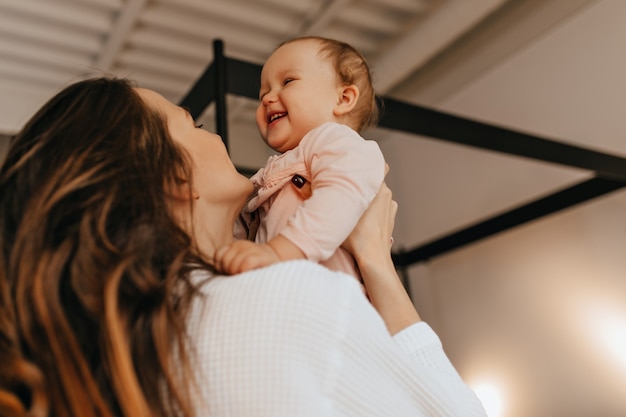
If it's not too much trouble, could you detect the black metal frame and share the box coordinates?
[180,39,626,270]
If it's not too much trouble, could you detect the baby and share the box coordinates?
[215,36,386,280]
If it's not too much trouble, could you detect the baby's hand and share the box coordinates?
[214,240,280,275]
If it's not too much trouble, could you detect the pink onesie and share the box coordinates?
[243,122,385,279]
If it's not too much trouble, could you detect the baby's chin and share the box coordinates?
[265,138,288,153]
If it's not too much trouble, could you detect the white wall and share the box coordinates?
[410,190,626,417]
[384,1,626,416]
[0,82,59,135]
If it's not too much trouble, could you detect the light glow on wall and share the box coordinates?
[585,302,626,375]
[471,381,504,417]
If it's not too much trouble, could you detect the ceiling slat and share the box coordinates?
[235,0,316,14]
[141,6,281,43]
[299,0,353,35]
[336,5,412,34]
[118,49,204,79]
[114,65,190,96]
[314,26,379,55]
[140,6,280,54]
[0,0,113,33]
[0,12,101,53]
[128,28,211,59]
[127,27,267,65]
[366,0,431,13]
[79,0,124,11]
[95,0,148,70]
[158,0,297,35]
[370,0,508,92]
[0,59,80,86]
[0,39,93,71]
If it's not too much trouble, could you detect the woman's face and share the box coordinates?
[136,87,253,218]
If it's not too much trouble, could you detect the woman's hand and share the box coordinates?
[343,170,421,335]
[342,181,397,263]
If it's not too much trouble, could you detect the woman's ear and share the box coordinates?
[168,179,200,201]
[333,84,359,117]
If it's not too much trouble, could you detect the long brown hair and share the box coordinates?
[0,78,208,417]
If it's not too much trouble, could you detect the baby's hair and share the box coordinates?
[279,36,379,132]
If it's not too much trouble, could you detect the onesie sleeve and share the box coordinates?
[280,123,386,261]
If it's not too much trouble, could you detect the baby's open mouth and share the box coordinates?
[268,112,287,123]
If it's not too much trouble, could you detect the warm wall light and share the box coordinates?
[471,382,504,417]
[588,304,626,374]
[599,317,626,369]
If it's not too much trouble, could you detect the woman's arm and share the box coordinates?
[342,179,420,335]
[340,178,486,416]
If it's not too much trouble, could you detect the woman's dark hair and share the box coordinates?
[0,77,207,417]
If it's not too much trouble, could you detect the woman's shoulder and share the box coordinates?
[246,259,360,287]
[197,260,361,308]
[189,261,363,330]
[187,261,366,375]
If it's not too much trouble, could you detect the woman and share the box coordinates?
[0,78,485,417]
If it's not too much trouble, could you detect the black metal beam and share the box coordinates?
[179,63,215,119]
[380,97,626,182]
[179,57,261,114]
[226,58,261,100]
[214,39,229,149]
[392,176,626,266]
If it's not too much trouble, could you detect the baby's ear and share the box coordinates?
[334,84,359,116]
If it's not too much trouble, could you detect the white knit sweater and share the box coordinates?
[185,260,486,417]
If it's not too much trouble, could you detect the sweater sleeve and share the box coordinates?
[187,261,486,417]
[329,277,487,417]
[279,123,386,261]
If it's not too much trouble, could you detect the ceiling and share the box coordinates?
[0,0,593,246]
[0,0,604,252]
[0,0,518,134]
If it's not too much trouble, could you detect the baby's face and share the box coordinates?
[256,39,343,153]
